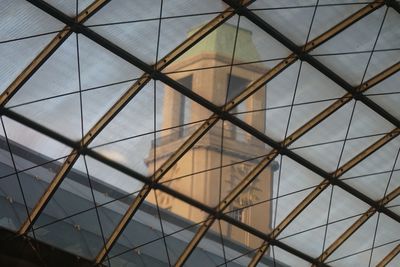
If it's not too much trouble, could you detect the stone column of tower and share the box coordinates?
[146,23,274,248]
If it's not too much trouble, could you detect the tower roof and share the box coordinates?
[182,23,261,62]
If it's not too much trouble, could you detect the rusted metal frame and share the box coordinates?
[315,186,400,265]
[0,0,110,108]
[377,244,400,267]
[175,60,399,266]
[249,129,400,266]
[16,0,111,235]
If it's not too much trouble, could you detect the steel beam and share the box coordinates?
[249,129,400,266]
[17,0,400,265]
[19,0,241,238]
[315,187,400,265]
[0,0,109,108]
[16,0,111,234]
[174,60,399,267]
[224,0,400,131]
[377,244,400,267]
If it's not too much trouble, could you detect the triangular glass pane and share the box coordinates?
[367,94,400,121]
[347,101,395,139]
[162,16,238,72]
[107,237,170,267]
[185,220,228,266]
[81,81,130,135]
[375,8,400,50]
[364,50,400,82]
[367,69,399,95]
[327,249,372,266]
[85,0,161,26]
[88,20,160,64]
[0,168,28,230]
[10,93,82,140]
[33,156,97,228]
[273,187,316,229]
[327,213,378,261]
[33,209,105,260]
[253,4,316,45]
[276,156,323,197]
[43,0,93,17]
[92,132,155,176]
[338,134,385,167]
[7,34,79,107]
[328,187,370,223]
[219,222,265,266]
[2,117,71,169]
[0,0,64,41]
[90,81,154,147]
[84,156,144,204]
[293,140,345,172]
[270,245,310,267]
[313,53,371,86]
[308,3,369,42]
[279,226,326,258]
[370,241,400,266]
[279,185,332,239]
[374,214,400,247]
[162,0,226,17]
[311,7,386,54]
[290,100,354,148]
[159,14,220,64]
[287,99,337,137]
[294,62,346,104]
[265,61,300,109]
[107,190,168,258]
[0,34,58,94]
[341,136,400,179]
[78,34,143,89]
[324,215,364,253]
[234,17,290,64]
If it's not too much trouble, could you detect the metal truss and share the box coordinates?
[377,244,400,267]
[0,0,110,108]
[315,187,400,265]
[17,0,112,234]
[1,0,397,266]
[18,1,246,236]
[249,127,400,266]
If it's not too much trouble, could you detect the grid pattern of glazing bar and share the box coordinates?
[0,0,399,266]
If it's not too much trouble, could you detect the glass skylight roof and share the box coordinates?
[0,0,399,266]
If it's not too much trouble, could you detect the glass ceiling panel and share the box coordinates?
[43,0,94,17]
[252,1,317,46]
[0,0,64,41]
[311,6,388,85]
[6,34,79,107]
[307,3,369,42]
[1,1,400,266]
[0,34,59,96]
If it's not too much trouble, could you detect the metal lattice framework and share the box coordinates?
[1,0,399,266]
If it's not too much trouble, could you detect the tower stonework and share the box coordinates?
[146,24,274,248]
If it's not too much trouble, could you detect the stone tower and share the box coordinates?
[146,24,274,248]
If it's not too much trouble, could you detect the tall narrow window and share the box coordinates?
[177,75,193,137]
[226,75,250,139]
